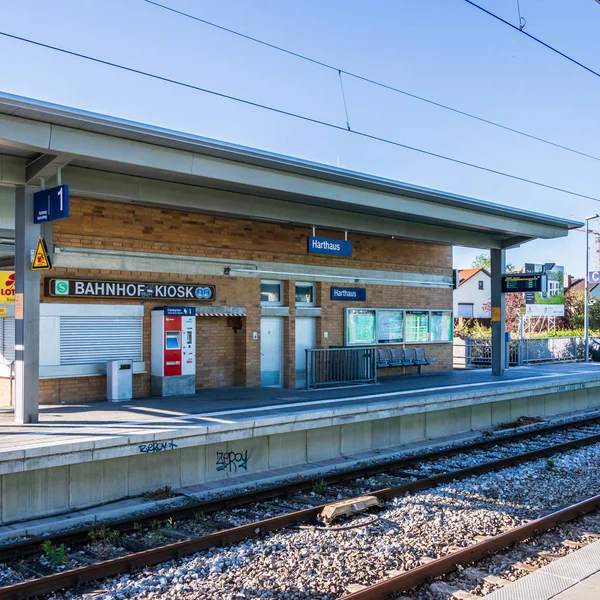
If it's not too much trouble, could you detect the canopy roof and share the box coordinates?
[0,92,582,249]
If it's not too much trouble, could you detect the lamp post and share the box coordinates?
[585,214,599,362]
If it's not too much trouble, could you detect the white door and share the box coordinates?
[260,317,283,387]
[295,317,316,389]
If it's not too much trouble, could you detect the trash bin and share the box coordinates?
[107,359,133,402]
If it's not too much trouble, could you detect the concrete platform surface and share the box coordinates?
[484,539,600,600]
[1,364,600,467]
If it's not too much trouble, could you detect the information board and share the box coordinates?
[501,274,546,293]
[377,310,404,344]
[405,310,429,342]
[524,264,564,317]
[430,311,453,342]
[346,308,376,345]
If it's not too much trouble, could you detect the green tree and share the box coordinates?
[471,252,515,272]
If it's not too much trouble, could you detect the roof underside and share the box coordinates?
[0,92,582,250]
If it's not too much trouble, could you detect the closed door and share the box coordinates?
[260,317,283,387]
[295,317,316,389]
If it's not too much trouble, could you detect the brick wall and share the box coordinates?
[30,197,454,403]
[53,198,452,275]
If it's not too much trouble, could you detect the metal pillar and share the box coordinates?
[14,185,41,424]
[585,219,591,363]
[491,248,506,376]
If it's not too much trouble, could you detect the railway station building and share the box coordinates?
[0,93,580,421]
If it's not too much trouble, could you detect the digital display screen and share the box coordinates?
[502,275,545,293]
[166,332,180,350]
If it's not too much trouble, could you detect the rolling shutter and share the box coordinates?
[0,317,15,365]
[59,316,143,365]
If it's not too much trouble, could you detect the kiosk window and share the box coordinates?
[295,282,315,306]
[166,331,181,349]
[261,280,282,305]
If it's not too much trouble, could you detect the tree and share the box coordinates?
[471,252,515,272]
[482,291,523,333]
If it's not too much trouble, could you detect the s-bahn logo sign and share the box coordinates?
[45,278,216,301]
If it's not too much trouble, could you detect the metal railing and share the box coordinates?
[456,336,585,368]
[306,347,377,389]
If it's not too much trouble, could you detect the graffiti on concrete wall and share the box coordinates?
[216,450,249,472]
[139,440,178,453]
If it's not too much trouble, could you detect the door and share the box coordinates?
[295,317,316,389]
[260,317,283,387]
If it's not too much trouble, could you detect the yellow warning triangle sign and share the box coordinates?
[32,236,52,270]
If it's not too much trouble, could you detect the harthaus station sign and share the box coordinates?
[307,236,352,257]
[45,278,216,300]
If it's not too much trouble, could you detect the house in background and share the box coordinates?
[453,268,491,322]
[567,277,600,301]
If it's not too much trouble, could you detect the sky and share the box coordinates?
[1,0,600,277]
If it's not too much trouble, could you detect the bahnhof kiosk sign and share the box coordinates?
[45,278,216,301]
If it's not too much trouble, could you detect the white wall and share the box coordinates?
[453,274,491,319]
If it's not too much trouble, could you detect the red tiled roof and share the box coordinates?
[458,267,490,286]
[570,278,599,293]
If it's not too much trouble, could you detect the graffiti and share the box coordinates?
[139,440,178,453]
[216,450,249,472]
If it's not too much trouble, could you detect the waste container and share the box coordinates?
[107,359,133,402]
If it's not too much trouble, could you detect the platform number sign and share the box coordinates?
[33,185,70,224]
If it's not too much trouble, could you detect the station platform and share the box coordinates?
[485,538,600,600]
[2,363,600,527]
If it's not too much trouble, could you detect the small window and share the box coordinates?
[295,282,315,306]
[478,280,484,290]
[261,280,282,305]
[457,303,474,318]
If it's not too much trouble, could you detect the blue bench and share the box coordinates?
[376,347,436,374]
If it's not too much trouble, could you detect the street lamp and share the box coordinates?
[585,214,599,362]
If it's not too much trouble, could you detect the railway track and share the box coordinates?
[2,413,600,599]
[2,411,600,561]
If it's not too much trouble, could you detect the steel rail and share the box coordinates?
[344,493,600,599]
[1,430,600,599]
[2,412,599,563]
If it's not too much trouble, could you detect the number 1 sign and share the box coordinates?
[33,185,70,224]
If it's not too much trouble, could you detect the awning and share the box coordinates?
[195,306,246,317]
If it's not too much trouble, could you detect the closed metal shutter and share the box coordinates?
[0,317,15,365]
[59,316,143,365]
[3,317,15,363]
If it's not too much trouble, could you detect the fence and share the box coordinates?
[305,347,377,389]
[454,336,585,368]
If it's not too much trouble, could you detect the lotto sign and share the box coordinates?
[0,272,15,304]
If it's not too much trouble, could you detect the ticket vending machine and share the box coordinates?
[151,306,196,396]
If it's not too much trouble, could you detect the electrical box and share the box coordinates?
[151,306,196,396]
[107,359,133,402]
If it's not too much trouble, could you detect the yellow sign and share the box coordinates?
[0,307,7,317]
[491,307,501,322]
[0,271,15,304]
[520,305,526,315]
[32,237,52,270]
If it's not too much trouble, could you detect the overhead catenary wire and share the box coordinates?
[464,0,600,79]
[144,0,600,165]
[2,29,600,205]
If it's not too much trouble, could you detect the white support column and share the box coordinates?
[491,248,506,376]
[14,185,41,424]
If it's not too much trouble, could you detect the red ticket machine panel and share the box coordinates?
[151,307,196,379]
[164,316,182,376]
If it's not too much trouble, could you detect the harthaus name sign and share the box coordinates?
[45,278,216,301]
[307,236,352,257]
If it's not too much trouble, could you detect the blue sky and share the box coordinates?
[1,0,599,276]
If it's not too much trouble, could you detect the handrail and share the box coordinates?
[306,347,377,389]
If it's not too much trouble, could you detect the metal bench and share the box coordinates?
[377,347,436,374]
[376,348,392,368]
